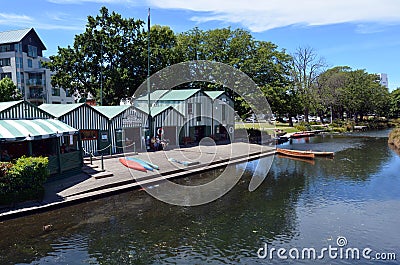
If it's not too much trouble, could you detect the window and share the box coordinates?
[196,103,201,121]
[38,60,42,68]
[14,43,22,53]
[222,104,226,122]
[80,130,98,141]
[0,73,12,79]
[16,57,23,68]
[52,88,60,96]
[28,45,37,58]
[188,103,193,114]
[28,59,32,68]
[0,58,11,66]
[0,44,12,52]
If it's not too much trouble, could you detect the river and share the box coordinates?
[0,130,399,264]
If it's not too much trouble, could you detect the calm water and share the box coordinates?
[1,130,399,264]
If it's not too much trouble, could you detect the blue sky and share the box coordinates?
[1,0,400,91]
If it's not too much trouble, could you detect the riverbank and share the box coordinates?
[388,128,400,151]
[0,142,275,220]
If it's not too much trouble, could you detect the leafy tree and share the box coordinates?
[44,7,146,105]
[389,88,400,118]
[0,77,21,102]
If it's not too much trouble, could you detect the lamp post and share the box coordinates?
[100,39,103,106]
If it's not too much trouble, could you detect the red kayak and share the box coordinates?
[119,158,147,172]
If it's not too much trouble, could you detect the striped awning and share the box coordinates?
[0,119,78,142]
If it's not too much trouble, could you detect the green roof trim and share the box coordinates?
[159,89,200,101]
[0,100,24,113]
[92,105,130,119]
[38,103,85,117]
[204,91,225,100]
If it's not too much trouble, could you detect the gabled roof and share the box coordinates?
[0,28,46,50]
[0,100,24,113]
[204,91,225,100]
[136,105,184,117]
[135,90,170,101]
[159,89,200,101]
[92,105,131,119]
[38,103,85,117]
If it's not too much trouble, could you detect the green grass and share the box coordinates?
[235,122,299,133]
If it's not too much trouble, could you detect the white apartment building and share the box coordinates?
[379,73,389,88]
[0,28,73,104]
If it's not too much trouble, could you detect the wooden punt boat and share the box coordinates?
[277,154,316,165]
[290,132,315,138]
[276,148,315,159]
[312,151,334,157]
[119,158,147,172]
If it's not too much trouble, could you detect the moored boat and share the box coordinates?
[290,132,315,138]
[276,148,315,159]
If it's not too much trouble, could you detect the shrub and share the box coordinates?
[388,128,400,150]
[0,156,49,205]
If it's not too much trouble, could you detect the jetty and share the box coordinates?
[0,142,275,220]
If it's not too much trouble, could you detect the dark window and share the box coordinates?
[28,59,32,68]
[188,103,193,114]
[0,58,10,66]
[80,130,98,141]
[28,45,37,58]
[222,104,226,122]
[0,73,12,79]
[196,103,201,122]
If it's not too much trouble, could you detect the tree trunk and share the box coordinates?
[304,108,309,123]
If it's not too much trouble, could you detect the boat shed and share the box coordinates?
[0,100,53,119]
[38,103,109,156]
[204,91,235,141]
[151,106,185,146]
[92,105,148,153]
[0,119,82,177]
[134,89,235,144]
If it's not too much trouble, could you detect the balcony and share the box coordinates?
[26,79,45,86]
[28,88,44,99]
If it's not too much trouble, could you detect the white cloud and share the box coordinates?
[0,12,33,25]
[47,0,134,4]
[0,12,82,31]
[147,0,400,32]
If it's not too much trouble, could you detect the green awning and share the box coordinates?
[0,119,78,142]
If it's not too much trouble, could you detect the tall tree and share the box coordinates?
[0,77,21,102]
[44,7,146,105]
[290,46,327,122]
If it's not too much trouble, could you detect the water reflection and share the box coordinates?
[0,132,399,264]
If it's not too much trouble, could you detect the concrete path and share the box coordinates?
[0,142,275,220]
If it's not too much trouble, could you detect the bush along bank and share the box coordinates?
[0,156,49,206]
[388,128,400,151]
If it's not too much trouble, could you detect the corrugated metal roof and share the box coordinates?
[0,28,32,45]
[38,103,85,117]
[92,105,130,119]
[135,90,170,101]
[159,89,200,101]
[0,119,78,142]
[0,100,24,113]
[204,91,225,100]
